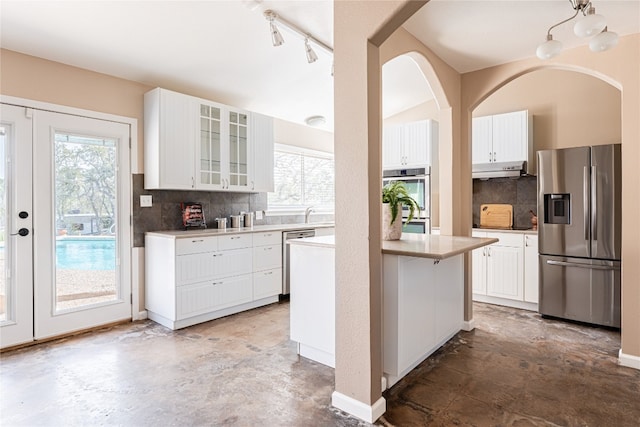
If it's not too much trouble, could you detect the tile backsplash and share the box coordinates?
[472,176,537,229]
[132,174,334,247]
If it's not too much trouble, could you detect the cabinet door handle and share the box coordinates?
[487,248,491,257]
[192,239,204,243]
[265,271,273,275]
[493,151,496,162]
[489,152,492,162]
[264,247,272,251]
[211,281,222,286]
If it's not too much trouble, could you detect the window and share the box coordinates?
[268,145,334,211]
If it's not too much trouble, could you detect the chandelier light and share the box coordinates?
[536,0,619,60]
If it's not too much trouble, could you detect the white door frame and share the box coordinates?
[0,95,142,323]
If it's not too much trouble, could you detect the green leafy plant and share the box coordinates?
[382,181,420,226]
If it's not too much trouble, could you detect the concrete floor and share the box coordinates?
[1,302,638,426]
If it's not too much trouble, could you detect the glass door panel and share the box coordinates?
[228,110,249,189]
[199,103,222,187]
[53,133,117,311]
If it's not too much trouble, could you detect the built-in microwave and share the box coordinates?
[382,166,431,234]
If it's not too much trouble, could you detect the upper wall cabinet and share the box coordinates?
[144,88,274,192]
[472,110,534,174]
[383,120,438,170]
[144,88,196,190]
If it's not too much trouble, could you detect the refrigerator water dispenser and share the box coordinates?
[544,194,570,224]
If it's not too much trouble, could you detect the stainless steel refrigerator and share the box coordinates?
[537,144,621,327]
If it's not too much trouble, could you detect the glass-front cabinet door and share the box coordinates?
[228,109,250,191]
[197,102,224,190]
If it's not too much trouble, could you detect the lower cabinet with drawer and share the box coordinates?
[472,230,538,311]
[145,231,281,330]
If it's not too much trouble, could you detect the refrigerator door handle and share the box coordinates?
[583,166,590,241]
[545,260,620,271]
[591,165,597,241]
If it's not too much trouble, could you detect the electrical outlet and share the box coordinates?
[140,195,153,208]
[255,210,263,220]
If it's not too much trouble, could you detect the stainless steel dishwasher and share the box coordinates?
[282,229,315,295]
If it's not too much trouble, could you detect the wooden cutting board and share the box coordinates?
[480,204,513,229]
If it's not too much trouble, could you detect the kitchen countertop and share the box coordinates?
[146,222,335,239]
[288,234,498,260]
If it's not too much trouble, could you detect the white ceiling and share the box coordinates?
[1,1,639,132]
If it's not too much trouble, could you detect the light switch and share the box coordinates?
[140,195,153,207]
[255,210,263,220]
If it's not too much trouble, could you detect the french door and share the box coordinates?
[1,104,132,348]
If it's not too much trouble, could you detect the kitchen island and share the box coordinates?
[288,233,497,387]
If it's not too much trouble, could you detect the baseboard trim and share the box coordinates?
[331,391,386,423]
[136,311,148,320]
[462,318,476,331]
[618,349,640,370]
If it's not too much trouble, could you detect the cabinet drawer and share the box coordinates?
[253,244,282,271]
[253,268,282,300]
[176,274,253,320]
[176,236,218,255]
[252,231,281,246]
[176,247,252,285]
[486,232,523,247]
[219,233,253,250]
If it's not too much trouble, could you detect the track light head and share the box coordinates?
[305,38,318,63]
[264,10,284,47]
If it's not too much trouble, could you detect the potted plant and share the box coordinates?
[382,180,420,240]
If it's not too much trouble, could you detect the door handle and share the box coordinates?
[11,228,30,237]
[584,166,589,241]
[18,211,29,219]
[591,165,597,241]
[546,260,620,271]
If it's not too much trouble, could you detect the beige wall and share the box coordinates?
[474,68,621,151]
[274,118,334,153]
[1,49,152,172]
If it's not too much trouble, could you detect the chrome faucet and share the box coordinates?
[304,206,315,224]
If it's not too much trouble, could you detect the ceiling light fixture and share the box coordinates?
[265,10,284,47]
[263,9,333,72]
[536,0,618,60]
[305,38,318,63]
[305,115,326,127]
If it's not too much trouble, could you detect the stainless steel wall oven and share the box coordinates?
[382,166,431,234]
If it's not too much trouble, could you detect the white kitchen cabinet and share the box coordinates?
[486,243,524,300]
[250,113,274,192]
[472,230,537,311]
[314,226,335,237]
[196,100,251,191]
[144,88,196,190]
[145,88,274,192]
[524,234,539,303]
[382,120,438,169]
[472,110,534,174]
[145,230,280,330]
[252,231,282,300]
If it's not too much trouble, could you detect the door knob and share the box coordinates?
[11,228,29,237]
[18,211,29,219]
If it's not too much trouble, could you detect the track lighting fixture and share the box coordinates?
[263,9,333,73]
[265,10,284,47]
[536,0,618,60]
[305,38,318,63]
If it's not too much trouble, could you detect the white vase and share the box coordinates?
[382,203,402,241]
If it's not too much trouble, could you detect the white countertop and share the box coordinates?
[146,222,335,239]
[288,233,498,260]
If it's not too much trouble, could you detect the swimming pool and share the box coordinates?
[56,238,115,271]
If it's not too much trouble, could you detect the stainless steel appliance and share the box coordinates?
[472,160,527,179]
[537,144,621,327]
[282,229,315,295]
[382,166,431,234]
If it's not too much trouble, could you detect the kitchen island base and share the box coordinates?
[383,254,463,388]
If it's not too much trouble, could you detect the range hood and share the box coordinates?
[472,160,527,179]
